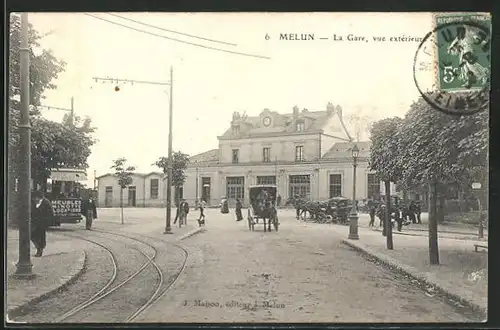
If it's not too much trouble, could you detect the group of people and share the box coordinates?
[368,199,422,232]
[29,191,97,257]
[175,199,207,227]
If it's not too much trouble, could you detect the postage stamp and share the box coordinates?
[413,12,491,115]
[434,13,491,92]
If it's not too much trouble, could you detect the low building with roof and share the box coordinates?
[183,103,395,207]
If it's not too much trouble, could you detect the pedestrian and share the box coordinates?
[31,191,54,257]
[198,199,207,226]
[81,197,98,230]
[415,201,422,224]
[235,198,243,221]
[183,199,190,223]
[408,200,417,224]
[368,199,376,227]
[174,199,188,225]
[277,194,281,208]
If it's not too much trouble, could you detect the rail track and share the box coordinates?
[49,228,189,323]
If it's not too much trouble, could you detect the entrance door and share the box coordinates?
[128,186,137,207]
[105,187,113,207]
[201,177,211,205]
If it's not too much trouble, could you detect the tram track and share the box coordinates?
[90,229,190,322]
[50,230,163,323]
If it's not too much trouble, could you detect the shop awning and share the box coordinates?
[50,169,88,182]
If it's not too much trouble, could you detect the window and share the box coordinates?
[232,149,239,164]
[262,147,271,163]
[296,121,305,132]
[150,178,159,199]
[232,125,240,135]
[226,176,244,200]
[329,174,342,198]
[257,176,276,185]
[367,174,380,199]
[295,146,304,161]
[289,175,310,199]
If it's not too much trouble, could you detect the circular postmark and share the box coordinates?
[413,14,491,116]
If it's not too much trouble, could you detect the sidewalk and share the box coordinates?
[323,224,487,316]
[6,230,88,319]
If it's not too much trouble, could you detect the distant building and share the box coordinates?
[96,172,175,208]
[183,104,394,207]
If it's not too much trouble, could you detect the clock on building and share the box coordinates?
[263,116,272,127]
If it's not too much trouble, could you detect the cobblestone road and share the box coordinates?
[134,208,480,323]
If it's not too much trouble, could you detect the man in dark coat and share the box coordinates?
[276,194,282,208]
[81,198,98,230]
[235,198,243,221]
[174,199,188,225]
[31,191,54,257]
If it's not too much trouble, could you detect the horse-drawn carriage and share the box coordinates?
[247,185,279,232]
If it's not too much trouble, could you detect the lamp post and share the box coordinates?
[348,144,360,240]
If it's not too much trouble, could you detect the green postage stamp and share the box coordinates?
[434,13,491,92]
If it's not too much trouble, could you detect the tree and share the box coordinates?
[110,158,136,224]
[153,151,190,206]
[396,96,488,265]
[369,117,404,250]
[9,14,65,225]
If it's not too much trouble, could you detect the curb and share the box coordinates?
[7,249,88,320]
[372,228,487,242]
[178,227,205,241]
[341,239,487,317]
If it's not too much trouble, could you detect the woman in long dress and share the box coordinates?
[235,199,243,221]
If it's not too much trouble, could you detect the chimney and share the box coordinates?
[326,102,335,115]
[293,105,299,118]
[302,108,308,113]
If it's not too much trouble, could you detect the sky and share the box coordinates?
[22,12,435,187]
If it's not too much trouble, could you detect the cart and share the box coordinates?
[247,185,279,232]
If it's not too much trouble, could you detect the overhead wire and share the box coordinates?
[83,13,270,60]
[106,12,237,47]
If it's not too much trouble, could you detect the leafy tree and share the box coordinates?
[110,158,136,224]
[153,151,190,206]
[8,14,65,225]
[396,96,488,264]
[369,117,403,249]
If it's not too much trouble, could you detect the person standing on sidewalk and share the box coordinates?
[31,191,54,257]
[198,199,207,226]
[235,198,243,221]
[368,198,376,227]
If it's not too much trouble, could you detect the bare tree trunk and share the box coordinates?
[384,181,393,250]
[428,178,439,265]
[120,187,124,225]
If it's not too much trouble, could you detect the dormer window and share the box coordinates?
[232,125,240,135]
[296,121,305,132]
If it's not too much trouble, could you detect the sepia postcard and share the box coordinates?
[6,12,489,324]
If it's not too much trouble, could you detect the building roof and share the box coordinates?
[218,104,352,140]
[189,149,219,164]
[96,171,165,180]
[321,141,371,159]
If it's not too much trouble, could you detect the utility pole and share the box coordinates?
[92,73,173,233]
[14,12,34,278]
[93,170,97,190]
[164,66,174,234]
[195,163,199,207]
[70,97,74,126]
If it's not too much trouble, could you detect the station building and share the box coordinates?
[96,103,395,208]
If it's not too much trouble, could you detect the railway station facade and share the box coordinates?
[182,103,394,208]
[96,103,395,208]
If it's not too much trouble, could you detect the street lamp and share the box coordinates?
[348,144,360,240]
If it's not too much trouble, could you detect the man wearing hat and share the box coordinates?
[31,191,55,257]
